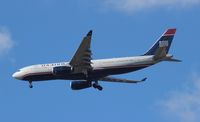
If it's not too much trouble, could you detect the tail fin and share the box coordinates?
[144,28,176,56]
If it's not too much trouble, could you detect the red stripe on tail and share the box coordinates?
[164,28,176,36]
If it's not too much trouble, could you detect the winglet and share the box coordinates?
[87,30,93,37]
[141,77,147,82]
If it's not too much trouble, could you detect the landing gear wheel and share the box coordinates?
[93,83,103,91]
[29,81,33,88]
[93,83,98,89]
[29,84,33,88]
[97,85,103,91]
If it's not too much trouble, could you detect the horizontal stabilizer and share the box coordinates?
[164,58,182,62]
[100,77,147,83]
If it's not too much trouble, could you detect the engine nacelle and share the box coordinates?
[53,66,71,76]
[70,81,92,90]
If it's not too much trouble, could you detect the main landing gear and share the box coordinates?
[28,81,33,88]
[92,81,103,91]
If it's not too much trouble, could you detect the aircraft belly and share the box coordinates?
[23,72,85,81]
[92,66,149,76]
[23,74,56,81]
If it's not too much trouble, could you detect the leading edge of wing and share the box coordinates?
[100,76,147,83]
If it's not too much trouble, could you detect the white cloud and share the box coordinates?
[0,27,13,56]
[104,0,200,13]
[159,74,200,122]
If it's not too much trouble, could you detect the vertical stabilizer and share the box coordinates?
[144,28,176,56]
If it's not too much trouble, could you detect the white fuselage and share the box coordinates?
[12,55,157,82]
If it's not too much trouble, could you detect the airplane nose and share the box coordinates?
[12,72,23,80]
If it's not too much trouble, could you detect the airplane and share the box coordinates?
[12,28,181,91]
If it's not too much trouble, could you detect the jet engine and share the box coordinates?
[70,81,92,90]
[53,66,71,76]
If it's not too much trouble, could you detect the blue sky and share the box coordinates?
[0,0,200,122]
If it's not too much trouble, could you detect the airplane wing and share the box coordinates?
[100,76,147,83]
[69,30,93,74]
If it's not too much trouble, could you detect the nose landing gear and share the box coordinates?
[28,81,33,88]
